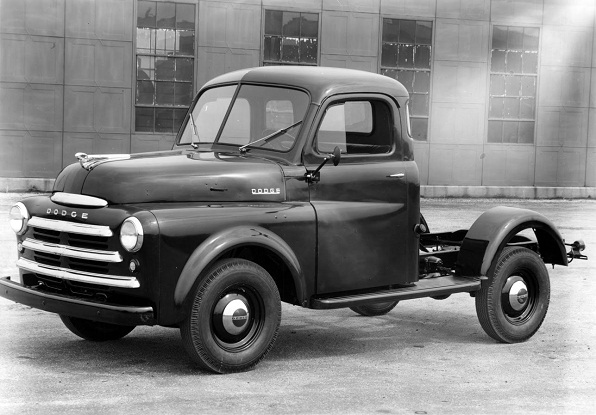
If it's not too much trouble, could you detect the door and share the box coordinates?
[305,96,419,294]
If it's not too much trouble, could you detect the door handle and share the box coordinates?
[387,173,405,179]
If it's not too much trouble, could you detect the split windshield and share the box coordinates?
[178,84,310,152]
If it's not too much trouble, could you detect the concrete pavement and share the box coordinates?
[1,194,595,414]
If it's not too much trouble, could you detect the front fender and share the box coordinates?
[173,225,305,306]
[457,206,567,277]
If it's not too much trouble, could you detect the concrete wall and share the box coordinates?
[0,0,595,189]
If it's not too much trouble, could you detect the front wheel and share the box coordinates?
[59,315,135,341]
[180,259,281,373]
[350,301,399,316]
[475,247,550,343]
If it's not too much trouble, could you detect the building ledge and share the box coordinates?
[1,178,595,199]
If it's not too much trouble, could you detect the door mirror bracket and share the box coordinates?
[305,146,341,183]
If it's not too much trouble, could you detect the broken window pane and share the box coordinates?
[282,37,299,62]
[398,44,414,68]
[300,38,317,63]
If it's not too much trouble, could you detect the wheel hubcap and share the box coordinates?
[221,298,250,335]
[212,291,259,347]
[507,279,529,311]
[501,275,534,322]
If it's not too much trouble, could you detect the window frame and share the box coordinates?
[133,0,197,135]
[261,8,321,67]
[487,24,540,145]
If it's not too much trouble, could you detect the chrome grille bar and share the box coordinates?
[17,258,139,289]
[23,238,122,263]
[29,217,113,237]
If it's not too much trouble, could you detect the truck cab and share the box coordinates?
[2,67,587,373]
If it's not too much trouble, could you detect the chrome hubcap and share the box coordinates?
[507,280,529,311]
[221,298,250,335]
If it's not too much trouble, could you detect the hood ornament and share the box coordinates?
[75,152,131,171]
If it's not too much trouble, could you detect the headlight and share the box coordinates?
[120,217,144,252]
[9,202,29,235]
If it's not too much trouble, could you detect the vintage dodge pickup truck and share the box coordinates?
[2,67,587,373]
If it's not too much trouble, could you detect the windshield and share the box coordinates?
[178,84,310,151]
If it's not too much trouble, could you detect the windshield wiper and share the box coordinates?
[239,120,302,153]
[189,113,200,149]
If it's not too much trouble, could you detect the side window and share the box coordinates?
[316,100,392,155]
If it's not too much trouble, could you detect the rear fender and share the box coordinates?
[457,206,567,277]
[173,226,305,306]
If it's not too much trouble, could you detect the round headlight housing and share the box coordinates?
[120,217,144,252]
[9,202,29,235]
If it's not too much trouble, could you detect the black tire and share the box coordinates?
[180,259,281,374]
[475,247,550,343]
[59,315,135,341]
[350,301,399,316]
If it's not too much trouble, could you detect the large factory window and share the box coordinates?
[262,10,319,66]
[135,1,196,133]
[380,19,432,141]
[488,26,539,144]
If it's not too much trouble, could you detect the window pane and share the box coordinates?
[137,80,155,105]
[489,97,504,118]
[300,38,317,63]
[523,27,539,52]
[176,3,195,30]
[301,13,318,38]
[177,31,194,55]
[398,44,414,68]
[282,37,299,62]
[382,69,398,79]
[136,107,154,132]
[508,27,523,50]
[493,26,507,50]
[490,74,506,95]
[506,51,522,73]
[157,2,175,29]
[416,21,432,45]
[411,94,428,116]
[400,20,416,44]
[265,10,282,35]
[487,120,503,143]
[520,98,535,119]
[518,121,534,143]
[176,58,193,81]
[155,57,175,80]
[505,75,521,96]
[397,70,414,92]
[156,81,175,105]
[521,76,536,96]
[174,82,192,106]
[137,1,156,28]
[491,50,506,72]
[410,118,428,141]
[503,97,520,118]
[383,19,399,43]
[137,28,153,54]
[522,52,537,74]
[137,55,154,80]
[381,43,397,67]
[264,36,281,61]
[282,12,300,37]
[156,108,174,132]
[503,121,519,143]
[414,45,431,69]
[413,71,430,93]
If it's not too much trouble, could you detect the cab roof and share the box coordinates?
[202,66,409,105]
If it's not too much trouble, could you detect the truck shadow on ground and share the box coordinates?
[9,304,492,376]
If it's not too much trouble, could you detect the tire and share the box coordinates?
[475,247,550,343]
[350,301,399,316]
[180,259,281,374]
[59,315,135,341]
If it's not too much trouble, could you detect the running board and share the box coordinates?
[311,276,481,310]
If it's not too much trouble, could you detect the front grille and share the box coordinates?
[19,216,139,290]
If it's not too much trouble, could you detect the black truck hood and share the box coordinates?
[53,150,287,204]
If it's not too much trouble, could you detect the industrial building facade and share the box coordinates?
[1,0,595,188]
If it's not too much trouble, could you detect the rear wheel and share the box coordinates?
[59,315,135,341]
[475,247,550,343]
[350,301,399,316]
[180,259,281,373]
